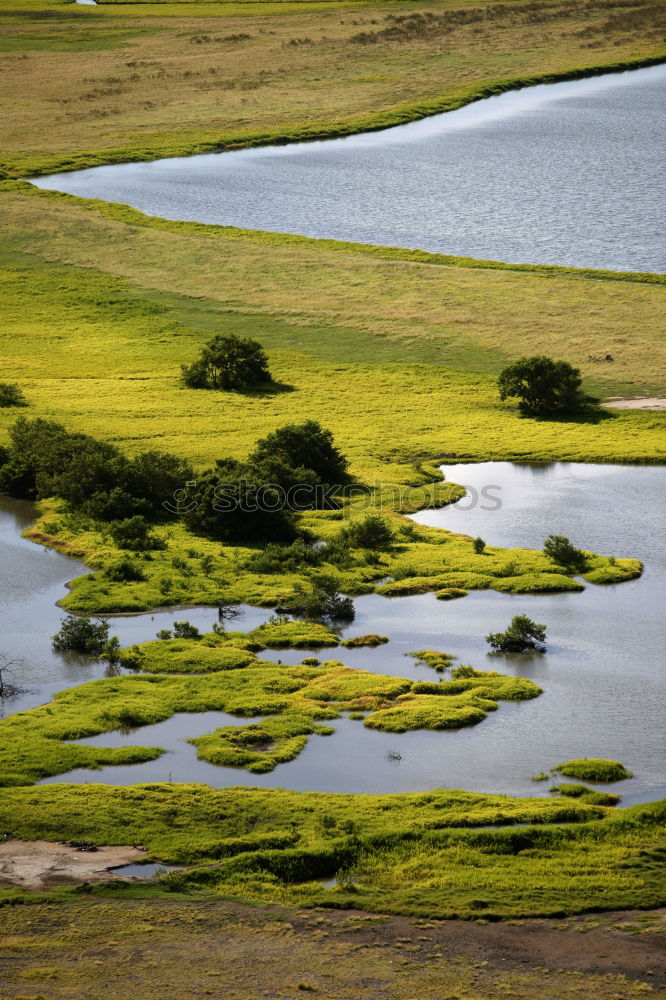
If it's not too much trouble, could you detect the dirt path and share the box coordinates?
[0,897,663,1000]
[603,397,666,410]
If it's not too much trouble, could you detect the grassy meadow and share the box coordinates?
[1,0,664,177]
[0,0,664,965]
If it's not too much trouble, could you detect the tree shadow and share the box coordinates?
[238,380,296,397]
[525,404,615,426]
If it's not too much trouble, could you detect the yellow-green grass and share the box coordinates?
[0,781,610,870]
[364,669,541,733]
[3,189,666,403]
[555,758,634,783]
[25,494,640,613]
[0,784,659,921]
[0,649,544,783]
[0,0,664,176]
[262,800,666,919]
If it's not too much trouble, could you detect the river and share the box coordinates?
[30,64,666,271]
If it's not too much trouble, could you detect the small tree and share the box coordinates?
[0,382,27,408]
[52,615,113,655]
[173,620,201,640]
[473,537,486,554]
[486,615,547,652]
[289,574,355,623]
[498,356,593,417]
[0,655,23,698]
[543,534,587,573]
[342,515,394,550]
[182,334,271,390]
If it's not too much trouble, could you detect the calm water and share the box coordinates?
[1,464,664,804]
[31,65,666,271]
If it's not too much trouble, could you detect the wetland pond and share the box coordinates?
[31,64,666,271]
[1,463,664,805]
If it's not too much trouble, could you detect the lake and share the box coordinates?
[2,463,664,804]
[31,64,666,271]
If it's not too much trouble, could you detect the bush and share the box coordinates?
[105,558,146,583]
[288,574,355,622]
[250,420,349,487]
[498,355,594,417]
[173,621,201,640]
[0,416,193,518]
[109,516,166,551]
[244,539,323,575]
[52,615,111,655]
[181,334,271,390]
[473,537,486,554]
[0,382,27,408]
[486,615,547,652]
[341,515,394,550]
[543,534,587,573]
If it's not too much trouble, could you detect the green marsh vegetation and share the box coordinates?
[0,621,545,783]
[554,758,634,783]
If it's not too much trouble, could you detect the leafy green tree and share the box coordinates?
[498,356,593,417]
[52,615,113,655]
[182,335,271,390]
[543,534,588,573]
[486,615,547,652]
[173,621,201,639]
[127,450,195,515]
[251,420,349,487]
[288,573,355,622]
[473,537,486,554]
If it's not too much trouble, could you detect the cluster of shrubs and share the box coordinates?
[0,382,27,409]
[183,419,351,543]
[244,515,395,576]
[0,416,358,549]
[0,416,193,523]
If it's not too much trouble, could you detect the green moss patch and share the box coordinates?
[365,669,541,734]
[191,713,335,774]
[341,634,388,648]
[410,650,455,673]
[554,758,633,783]
[436,587,468,600]
[120,638,259,674]
[249,619,340,649]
